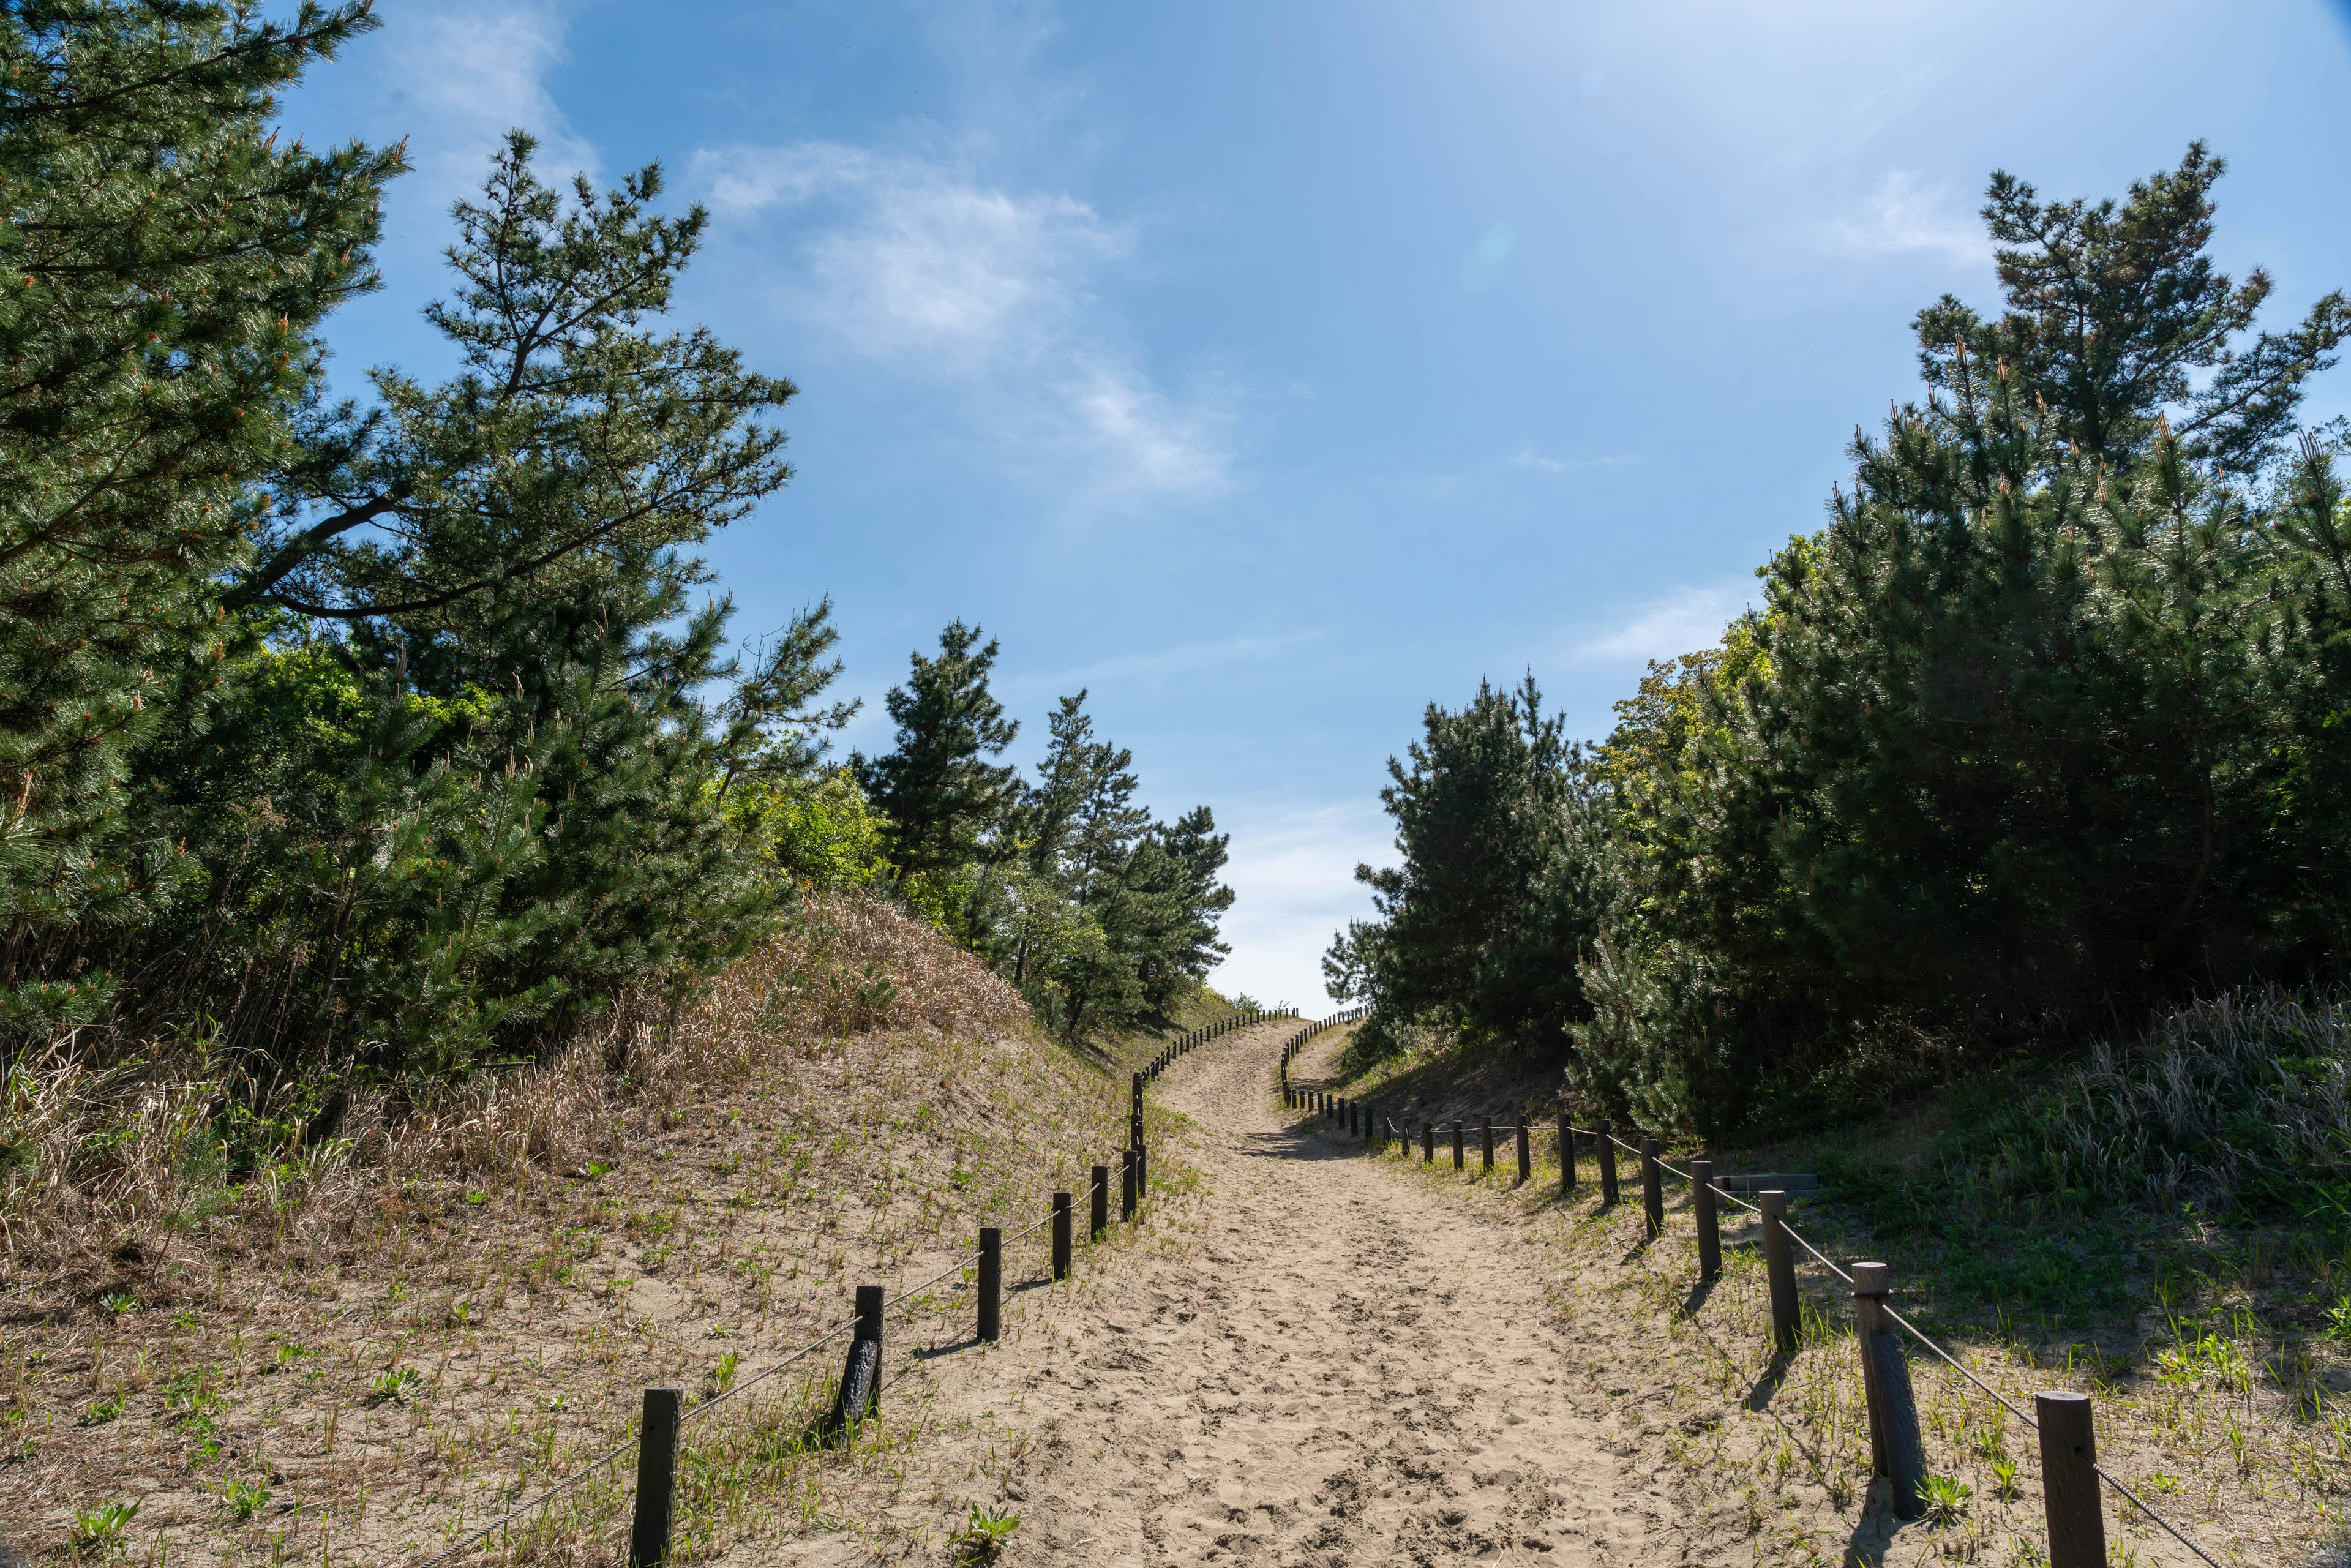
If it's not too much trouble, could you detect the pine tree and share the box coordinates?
[0,0,397,1034]
[1913,143,2347,477]
[1574,149,2351,1135]
[856,621,1020,881]
[101,133,825,1073]
[1325,676,1581,1055]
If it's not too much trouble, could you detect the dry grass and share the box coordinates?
[0,894,1190,1566]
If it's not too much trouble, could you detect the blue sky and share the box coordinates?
[284,0,2351,1010]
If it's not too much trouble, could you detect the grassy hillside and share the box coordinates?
[0,895,1196,1564]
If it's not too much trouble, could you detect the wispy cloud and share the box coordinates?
[1831,170,1982,261]
[1572,582,1753,664]
[1512,446,1639,474]
[693,141,1230,500]
[379,1,598,206]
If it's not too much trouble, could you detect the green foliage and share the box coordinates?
[1334,146,2351,1145]
[1324,676,1602,1061]
[220,1477,269,1522]
[1918,1474,1971,1528]
[854,621,1021,883]
[729,768,891,893]
[858,673,1235,1040]
[70,1500,137,1555]
[369,1364,422,1403]
[949,1503,1021,1564]
[2,79,842,1078]
[0,0,399,1035]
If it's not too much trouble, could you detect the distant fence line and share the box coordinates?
[1273,1032,2224,1568]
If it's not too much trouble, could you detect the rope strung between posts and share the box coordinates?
[408,1189,1084,1568]
[2090,1459,2227,1568]
[411,1311,862,1568]
[1409,1105,2229,1564]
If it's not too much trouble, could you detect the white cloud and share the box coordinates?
[692,141,1228,498]
[1512,446,1638,474]
[1212,801,1394,1010]
[1573,582,1753,665]
[380,1,598,206]
[1832,170,1981,261]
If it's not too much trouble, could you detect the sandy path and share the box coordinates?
[908,1021,1720,1567]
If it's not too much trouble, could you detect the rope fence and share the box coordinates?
[1276,1040,2230,1568]
[410,1002,1294,1568]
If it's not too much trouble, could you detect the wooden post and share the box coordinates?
[1515,1116,1530,1186]
[823,1284,883,1444]
[1090,1165,1108,1240]
[1691,1158,1720,1278]
[627,1387,681,1568]
[1559,1108,1575,1192]
[1640,1136,1663,1239]
[977,1227,1002,1343]
[1422,1121,1433,1163]
[1480,1116,1494,1173]
[1451,1120,1464,1171]
[1121,1149,1137,1220]
[1596,1122,1618,1207]
[2036,1390,2106,1568]
[1760,1191,1798,1356]
[1853,1262,1924,1520]
[1051,1193,1072,1281]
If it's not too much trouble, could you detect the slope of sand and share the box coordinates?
[882,1019,1756,1567]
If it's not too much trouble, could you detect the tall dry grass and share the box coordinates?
[0,893,1032,1299]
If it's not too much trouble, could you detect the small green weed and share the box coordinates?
[370,1365,424,1403]
[1919,1474,1972,1528]
[2327,1297,2351,1342]
[1989,1455,2020,1501]
[71,1501,138,1554]
[97,1291,140,1318]
[222,1477,270,1521]
[82,1394,124,1425]
[714,1350,740,1394]
[949,1503,1020,1564]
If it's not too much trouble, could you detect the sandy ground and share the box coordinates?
[868,1018,1749,1568]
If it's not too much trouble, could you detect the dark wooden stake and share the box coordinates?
[1422,1121,1433,1163]
[1596,1122,1618,1207]
[1640,1136,1663,1239]
[1480,1116,1494,1172]
[1515,1116,1530,1186]
[1760,1190,1798,1355]
[1692,1157,1720,1278]
[1559,1108,1575,1192]
[1853,1262,1924,1520]
[627,1387,681,1568]
[2036,1390,2106,1568]
[977,1226,1002,1343]
[1051,1192,1072,1281]
[1452,1120,1464,1170]
[1090,1165,1108,1240]
[1121,1149,1138,1220]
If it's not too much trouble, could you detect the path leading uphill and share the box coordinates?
[910,1019,1736,1567]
